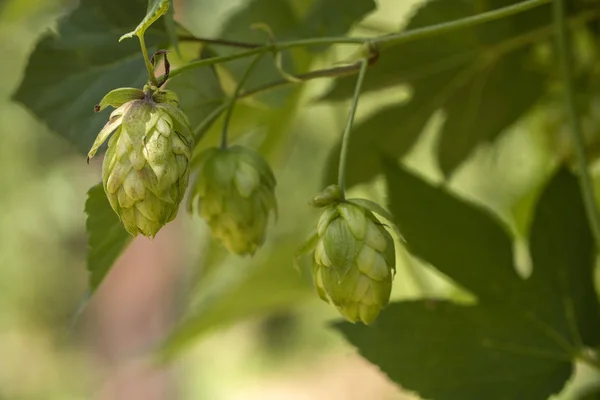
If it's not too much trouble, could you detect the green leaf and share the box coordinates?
[526,167,600,347]
[323,76,443,187]
[85,184,132,292]
[13,0,168,154]
[579,385,600,400]
[337,301,573,400]
[334,163,600,400]
[163,1,180,55]
[214,0,301,106]
[381,159,518,302]
[120,0,170,41]
[321,0,548,181]
[160,241,311,359]
[95,87,144,112]
[300,0,376,52]
[437,52,545,176]
[165,48,226,134]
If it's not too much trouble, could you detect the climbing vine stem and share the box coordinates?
[553,0,600,249]
[338,58,369,197]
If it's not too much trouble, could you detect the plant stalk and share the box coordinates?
[553,0,600,248]
[139,33,159,86]
[338,58,369,196]
[373,0,550,51]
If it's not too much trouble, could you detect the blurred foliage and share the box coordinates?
[5,0,600,399]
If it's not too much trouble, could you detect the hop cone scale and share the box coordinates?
[88,88,193,237]
[190,145,277,256]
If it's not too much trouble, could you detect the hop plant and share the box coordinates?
[87,86,193,237]
[190,145,277,256]
[299,185,396,324]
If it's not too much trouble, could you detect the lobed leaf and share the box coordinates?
[85,184,132,292]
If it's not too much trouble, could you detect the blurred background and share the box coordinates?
[1,0,599,399]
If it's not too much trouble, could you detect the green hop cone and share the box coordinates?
[301,187,396,324]
[87,87,193,237]
[190,145,277,256]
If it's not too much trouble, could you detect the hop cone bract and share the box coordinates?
[311,200,395,324]
[87,89,193,237]
[190,145,277,256]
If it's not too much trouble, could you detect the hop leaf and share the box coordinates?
[87,88,193,237]
[190,145,277,256]
[302,189,396,324]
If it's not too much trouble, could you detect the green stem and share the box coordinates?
[178,35,261,49]
[163,0,550,82]
[553,0,600,248]
[373,0,550,51]
[139,33,159,86]
[194,103,228,143]
[221,54,265,149]
[338,58,369,196]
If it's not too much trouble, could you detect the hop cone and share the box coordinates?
[190,145,277,256]
[309,194,395,324]
[87,88,193,237]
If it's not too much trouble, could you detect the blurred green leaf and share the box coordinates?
[166,48,226,132]
[85,184,132,292]
[161,240,311,359]
[321,0,548,181]
[13,0,167,154]
[300,0,375,52]
[163,1,180,55]
[335,163,600,400]
[323,75,444,187]
[120,0,170,41]
[214,0,301,106]
[437,53,545,176]
[579,385,600,400]
[526,167,599,346]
